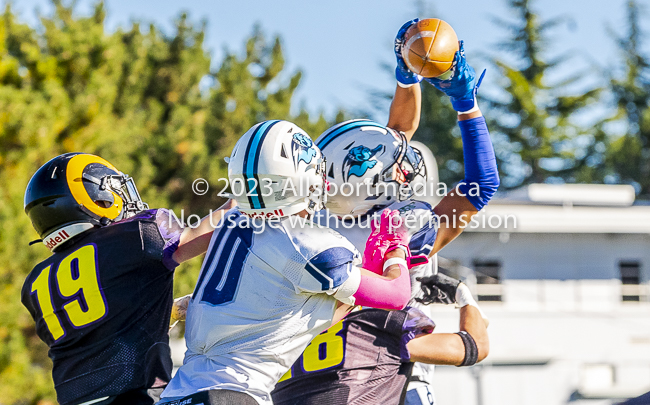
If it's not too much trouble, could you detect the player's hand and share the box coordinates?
[395,18,423,87]
[424,41,486,113]
[362,209,410,274]
[416,273,462,305]
[400,306,436,361]
[169,294,191,331]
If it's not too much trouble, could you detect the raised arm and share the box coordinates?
[387,84,422,139]
[388,18,423,140]
[425,43,499,255]
[389,21,498,256]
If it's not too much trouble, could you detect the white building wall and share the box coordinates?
[430,305,650,405]
[439,232,650,283]
[430,231,650,405]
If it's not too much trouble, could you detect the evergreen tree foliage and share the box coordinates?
[484,0,601,187]
[0,2,335,403]
[607,0,650,196]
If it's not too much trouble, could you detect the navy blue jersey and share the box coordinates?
[21,208,183,405]
[272,309,413,405]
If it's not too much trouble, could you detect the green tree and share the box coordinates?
[484,0,601,187]
[202,26,333,212]
[0,3,215,402]
[0,1,338,403]
[606,0,650,196]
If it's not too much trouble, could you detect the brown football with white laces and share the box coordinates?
[401,18,459,78]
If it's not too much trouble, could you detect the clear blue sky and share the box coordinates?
[3,0,642,122]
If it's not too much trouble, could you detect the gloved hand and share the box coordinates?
[400,306,436,361]
[416,273,462,305]
[394,18,423,87]
[169,294,191,331]
[362,209,429,275]
[362,209,410,274]
[417,274,490,326]
[424,41,486,113]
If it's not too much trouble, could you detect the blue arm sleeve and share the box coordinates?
[457,117,500,210]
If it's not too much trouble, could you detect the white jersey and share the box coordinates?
[314,199,439,386]
[161,209,362,404]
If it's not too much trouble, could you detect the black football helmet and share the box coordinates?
[24,153,148,251]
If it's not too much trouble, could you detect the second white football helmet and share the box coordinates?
[316,119,427,217]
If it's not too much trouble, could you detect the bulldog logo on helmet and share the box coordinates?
[343,145,385,181]
[291,133,317,169]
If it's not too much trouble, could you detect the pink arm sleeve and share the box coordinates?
[352,263,411,310]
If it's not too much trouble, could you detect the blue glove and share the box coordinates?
[394,19,423,87]
[399,306,436,361]
[425,41,486,112]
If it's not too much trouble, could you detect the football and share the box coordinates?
[401,18,459,78]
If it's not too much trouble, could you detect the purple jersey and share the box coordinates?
[272,309,414,405]
[21,209,183,405]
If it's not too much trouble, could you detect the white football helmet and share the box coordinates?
[316,119,427,217]
[228,120,326,219]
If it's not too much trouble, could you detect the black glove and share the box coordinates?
[416,273,461,305]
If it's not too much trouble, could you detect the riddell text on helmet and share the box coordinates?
[44,229,71,250]
[241,209,286,219]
